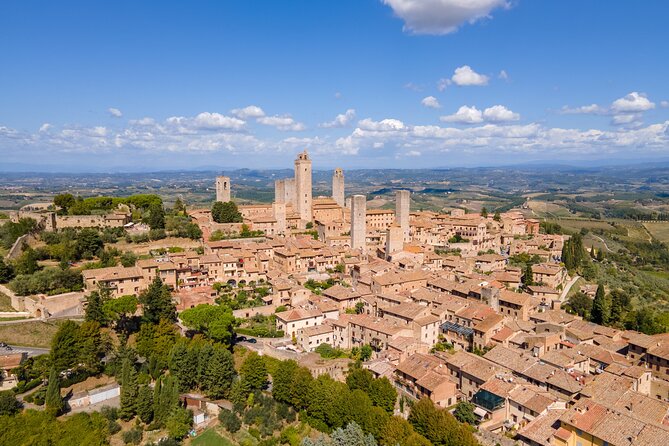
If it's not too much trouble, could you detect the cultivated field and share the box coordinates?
[644,222,669,243]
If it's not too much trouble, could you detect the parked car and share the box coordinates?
[247,338,257,344]
[236,336,247,343]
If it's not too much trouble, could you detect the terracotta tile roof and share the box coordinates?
[517,409,567,446]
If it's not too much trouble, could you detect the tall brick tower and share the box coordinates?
[351,194,367,252]
[332,168,345,208]
[395,189,410,241]
[294,150,312,223]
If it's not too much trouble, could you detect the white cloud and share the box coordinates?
[611,92,655,113]
[561,104,607,115]
[383,0,508,35]
[483,105,520,122]
[166,112,246,131]
[452,65,489,86]
[258,115,306,131]
[421,96,441,109]
[440,106,483,124]
[611,113,642,127]
[334,92,343,99]
[498,70,508,80]
[231,105,265,119]
[358,118,406,132]
[407,150,421,157]
[320,109,356,128]
[438,65,490,90]
[39,123,52,133]
[661,100,669,108]
[108,108,123,118]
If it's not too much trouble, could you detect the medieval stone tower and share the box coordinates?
[351,194,367,252]
[215,176,231,202]
[332,168,345,208]
[395,189,410,241]
[294,150,312,222]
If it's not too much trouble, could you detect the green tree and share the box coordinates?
[523,263,534,287]
[140,277,176,324]
[566,292,593,319]
[14,248,40,275]
[201,344,236,398]
[240,351,268,393]
[54,193,76,214]
[360,345,373,362]
[85,290,108,325]
[272,359,298,404]
[119,358,139,420]
[453,401,477,425]
[480,207,488,218]
[211,201,243,223]
[120,251,138,267]
[173,198,186,215]
[408,398,479,446]
[76,228,104,259]
[369,378,397,414]
[146,202,166,230]
[45,367,64,416]
[218,408,241,433]
[77,320,105,373]
[610,289,631,324]
[179,304,234,346]
[0,390,22,416]
[137,384,154,424]
[591,283,611,325]
[103,295,138,334]
[166,407,193,439]
[50,320,81,372]
[0,258,14,283]
[493,212,501,222]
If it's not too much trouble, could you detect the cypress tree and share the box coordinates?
[119,358,139,420]
[201,344,236,399]
[45,367,64,416]
[84,290,107,325]
[523,263,534,287]
[137,384,154,424]
[591,283,611,325]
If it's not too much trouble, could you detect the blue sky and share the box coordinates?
[1,0,668,171]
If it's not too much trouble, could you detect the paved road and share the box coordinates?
[2,345,50,357]
[559,275,581,302]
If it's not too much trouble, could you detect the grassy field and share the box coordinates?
[190,429,234,446]
[0,320,62,348]
[0,292,17,312]
[546,218,616,233]
[644,222,669,243]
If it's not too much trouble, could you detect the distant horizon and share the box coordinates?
[3,157,669,175]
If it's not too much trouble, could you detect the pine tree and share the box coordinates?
[119,358,139,420]
[45,367,64,416]
[591,283,611,325]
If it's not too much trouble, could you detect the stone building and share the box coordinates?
[332,167,345,208]
[215,176,231,203]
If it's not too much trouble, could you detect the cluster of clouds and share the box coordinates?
[562,92,665,127]
[383,0,509,35]
[2,90,668,163]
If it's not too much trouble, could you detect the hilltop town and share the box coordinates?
[1,151,668,446]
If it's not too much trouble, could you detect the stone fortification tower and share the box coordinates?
[395,189,410,241]
[385,224,403,259]
[215,176,231,202]
[351,195,367,252]
[294,150,312,222]
[332,168,345,208]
